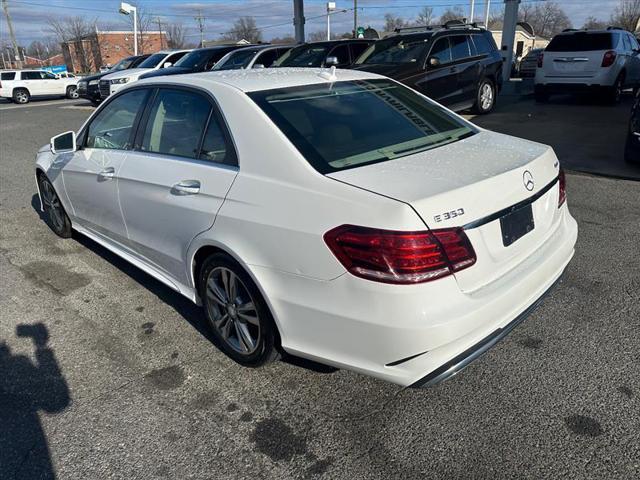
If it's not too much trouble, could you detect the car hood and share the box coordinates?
[351,63,420,80]
[101,67,149,81]
[79,71,110,82]
[140,67,192,79]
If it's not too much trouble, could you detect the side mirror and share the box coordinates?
[252,63,265,69]
[163,62,172,68]
[50,131,76,154]
[428,56,441,68]
[325,56,339,67]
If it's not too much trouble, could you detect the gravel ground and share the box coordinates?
[1,99,639,480]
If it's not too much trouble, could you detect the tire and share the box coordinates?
[38,174,72,238]
[13,88,30,104]
[604,74,624,104]
[534,85,549,102]
[66,85,79,99]
[199,252,280,367]
[472,78,496,114]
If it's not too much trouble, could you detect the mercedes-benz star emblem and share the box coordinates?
[523,170,535,191]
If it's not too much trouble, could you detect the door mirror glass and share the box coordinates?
[428,56,441,67]
[51,131,76,154]
[163,62,172,68]
[325,56,339,66]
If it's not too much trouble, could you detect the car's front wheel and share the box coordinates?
[38,174,72,238]
[66,85,79,99]
[199,253,280,367]
[472,78,495,114]
[13,88,30,104]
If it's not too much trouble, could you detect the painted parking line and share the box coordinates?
[0,100,92,111]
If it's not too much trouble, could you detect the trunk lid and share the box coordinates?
[542,32,615,78]
[327,130,562,292]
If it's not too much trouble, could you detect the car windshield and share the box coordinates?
[357,35,431,65]
[213,49,260,70]
[137,53,167,68]
[250,79,475,173]
[112,57,136,71]
[547,33,616,52]
[175,49,213,69]
[275,45,331,67]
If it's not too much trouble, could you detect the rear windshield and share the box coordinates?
[249,79,475,173]
[547,33,616,52]
[356,35,432,65]
[137,53,167,68]
[1,72,16,80]
[275,45,331,67]
[175,49,223,69]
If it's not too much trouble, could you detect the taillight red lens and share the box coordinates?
[537,52,544,68]
[558,168,566,208]
[324,225,476,284]
[601,50,616,67]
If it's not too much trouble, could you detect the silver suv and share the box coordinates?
[535,28,640,103]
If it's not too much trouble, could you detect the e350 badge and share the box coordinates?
[434,208,465,223]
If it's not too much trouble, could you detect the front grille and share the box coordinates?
[99,80,110,98]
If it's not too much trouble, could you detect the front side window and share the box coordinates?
[253,49,279,68]
[250,79,475,173]
[357,36,431,65]
[350,42,370,61]
[276,45,331,67]
[86,89,148,150]
[429,37,452,64]
[137,53,167,68]
[328,44,350,66]
[450,36,471,61]
[140,89,211,159]
[213,49,259,70]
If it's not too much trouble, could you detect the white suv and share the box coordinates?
[0,69,79,104]
[535,28,640,103]
[98,49,191,99]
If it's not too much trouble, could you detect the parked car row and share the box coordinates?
[0,69,80,103]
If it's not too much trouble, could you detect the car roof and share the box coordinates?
[296,39,373,47]
[136,67,383,93]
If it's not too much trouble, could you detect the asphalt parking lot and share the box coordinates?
[1,98,639,480]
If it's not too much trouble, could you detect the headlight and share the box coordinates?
[111,77,129,84]
[78,81,87,87]
[88,79,99,86]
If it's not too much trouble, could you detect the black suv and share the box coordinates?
[354,24,502,113]
[77,54,150,105]
[274,39,375,68]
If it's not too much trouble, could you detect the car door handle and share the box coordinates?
[98,167,115,179]
[171,180,200,195]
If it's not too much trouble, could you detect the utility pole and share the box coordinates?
[293,0,305,44]
[155,17,164,49]
[195,10,205,48]
[353,0,357,38]
[2,0,22,68]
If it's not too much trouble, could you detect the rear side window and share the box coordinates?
[429,37,452,63]
[471,34,495,55]
[22,71,45,80]
[200,113,237,166]
[140,88,211,159]
[450,35,472,61]
[249,79,475,174]
[1,72,15,80]
[329,44,350,66]
[87,89,148,150]
[547,33,615,52]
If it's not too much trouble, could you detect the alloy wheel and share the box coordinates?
[69,87,79,99]
[205,267,261,355]
[480,83,494,111]
[40,179,65,232]
[15,91,28,103]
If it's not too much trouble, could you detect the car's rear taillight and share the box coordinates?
[558,168,566,208]
[601,50,616,67]
[324,225,476,284]
[537,52,544,68]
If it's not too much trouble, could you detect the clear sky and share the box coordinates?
[0,0,623,46]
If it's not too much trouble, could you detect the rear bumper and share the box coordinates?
[535,69,617,90]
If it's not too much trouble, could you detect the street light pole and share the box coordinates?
[119,2,138,55]
[326,2,335,41]
[469,0,475,23]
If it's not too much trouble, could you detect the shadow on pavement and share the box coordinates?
[0,323,70,480]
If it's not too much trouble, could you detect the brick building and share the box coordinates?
[62,30,167,73]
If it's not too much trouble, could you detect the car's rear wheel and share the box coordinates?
[13,88,30,104]
[66,85,79,99]
[534,85,549,102]
[199,253,280,367]
[38,174,72,238]
[472,78,495,114]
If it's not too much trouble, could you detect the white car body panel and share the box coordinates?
[35,69,578,386]
[0,70,78,99]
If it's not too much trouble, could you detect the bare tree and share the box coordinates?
[610,0,640,31]
[439,6,465,24]
[119,4,155,54]
[487,8,505,30]
[222,16,262,43]
[166,23,186,49]
[583,16,607,29]
[414,6,435,26]
[518,1,571,38]
[383,13,407,32]
[269,35,296,44]
[27,40,46,59]
[46,15,96,72]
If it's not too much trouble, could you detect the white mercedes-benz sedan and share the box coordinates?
[35,68,578,387]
